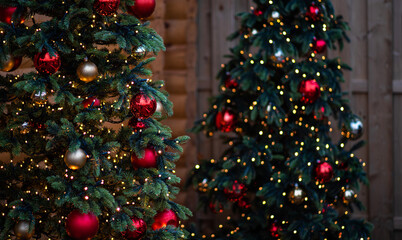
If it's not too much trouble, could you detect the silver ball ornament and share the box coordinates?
[64,148,87,170]
[14,221,34,240]
[274,49,285,62]
[271,11,280,19]
[19,122,30,135]
[156,101,164,114]
[343,189,356,204]
[132,46,147,61]
[342,117,363,140]
[266,103,273,114]
[288,184,306,205]
[31,90,47,105]
[77,60,99,83]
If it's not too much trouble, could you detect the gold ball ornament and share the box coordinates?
[14,221,34,240]
[1,55,22,72]
[288,184,306,205]
[31,90,47,105]
[132,46,147,61]
[77,60,99,83]
[343,189,356,204]
[64,148,87,170]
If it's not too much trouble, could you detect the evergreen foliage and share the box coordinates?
[188,0,372,239]
[0,0,191,239]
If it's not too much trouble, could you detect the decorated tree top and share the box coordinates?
[189,0,372,239]
[0,0,191,239]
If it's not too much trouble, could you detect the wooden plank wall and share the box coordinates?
[195,0,400,239]
[150,0,198,211]
[331,1,396,239]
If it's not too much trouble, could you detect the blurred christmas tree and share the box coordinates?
[0,0,191,239]
[188,0,372,239]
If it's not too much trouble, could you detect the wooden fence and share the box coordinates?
[192,0,401,239]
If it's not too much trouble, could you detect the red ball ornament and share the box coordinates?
[122,217,147,240]
[94,0,120,16]
[306,4,321,21]
[269,222,282,238]
[237,197,251,209]
[314,106,326,120]
[253,9,263,16]
[66,210,99,240]
[215,109,236,132]
[298,79,320,104]
[0,6,24,24]
[313,37,327,53]
[128,117,147,132]
[131,147,157,168]
[208,202,224,213]
[224,181,246,201]
[34,50,61,75]
[127,0,156,19]
[82,97,101,108]
[152,210,179,230]
[224,74,239,89]
[315,162,334,183]
[130,92,157,119]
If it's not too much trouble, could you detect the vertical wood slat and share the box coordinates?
[185,0,199,221]
[393,0,402,239]
[331,0,370,219]
[367,0,394,239]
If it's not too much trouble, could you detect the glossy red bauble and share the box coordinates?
[298,79,320,104]
[130,92,157,119]
[66,210,99,240]
[314,106,326,120]
[306,4,320,21]
[237,197,251,209]
[315,162,334,183]
[0,6,24,24]
[224,74,239,89]
[224,181,246,200]
[122,217,147,240]
[313,37,327,53]
[215,109,236,132]
[82,97,101,108]
[94,0,120,16]
[152,210,179,230]
[208,202,224,213]
[253,9,263,16]
[34,50,61,75]
[128,117,147,132]
[131,147,157,168]
[127,0,156,19]
[269,222,282,238]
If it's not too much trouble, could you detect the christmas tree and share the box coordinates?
[188,1,372,239]
[0,0,191,239]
